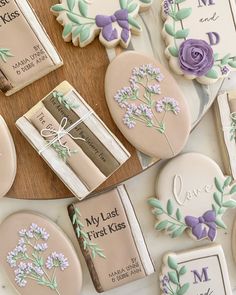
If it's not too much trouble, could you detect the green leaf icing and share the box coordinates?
[51,0,150,46]
[148,175,236,240]
[163,0,235,80]
[161,255,190,294]
[73,207,106,259]
[0,48,13,63]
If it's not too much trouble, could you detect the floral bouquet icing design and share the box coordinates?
[51,0,152,48]
[7,223,69,294]
[114,64,180,156]
[162,0,236,84]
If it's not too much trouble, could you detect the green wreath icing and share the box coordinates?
[162,0,236,80]
[148,176,236,241]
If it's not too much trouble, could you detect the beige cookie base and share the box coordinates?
[16,81,130,200]
[0,116,17,198]
[0,210,83,295]
[231,215,236,264]
[68,184,155,293]
[2,0,63,96]
[161,244,232,295]
[105,51,191,159]
[214,91,236,180]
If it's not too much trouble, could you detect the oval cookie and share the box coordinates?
[0,211,83,295]
[148,153,236,241]
[105,51,191,159]
[0,116,16,197]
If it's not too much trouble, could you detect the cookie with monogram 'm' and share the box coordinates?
[105,51,191,159]
[148,153,236,241]
[51,0,152,48]
[160,245,232,295]
[0,211,83,295]
[0,116,16,198]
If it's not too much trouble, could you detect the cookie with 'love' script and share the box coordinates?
[105,51,191,159]
[148,153,236,242]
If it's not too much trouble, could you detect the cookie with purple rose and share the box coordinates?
[148,153,236,242]
[51,0,153,48]
[161,0,236,84]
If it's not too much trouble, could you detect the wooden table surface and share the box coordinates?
[1,0,144,200]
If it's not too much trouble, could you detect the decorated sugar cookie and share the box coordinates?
[160,245,232,295]
[51,0,152,48]
[162,0,236,84]
[0,116,16,198]
[0,211,82,295]
[105,51,191,159]
[148,153,236,241]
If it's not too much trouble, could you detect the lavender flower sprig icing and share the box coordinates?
[7,223,69,294]
[114,64,180,155]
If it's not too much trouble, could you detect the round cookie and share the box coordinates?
[0,211,83,295]
[148,153,236,241]
[105,51,191,159]
[0,116,16,198]
[51,0,153,48]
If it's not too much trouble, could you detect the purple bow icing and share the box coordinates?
[95,9,130,43]
[185,210,216,241]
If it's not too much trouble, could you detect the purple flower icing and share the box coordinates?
[95,9,130,43]
[178,39,214,77]
[185,210,216,241]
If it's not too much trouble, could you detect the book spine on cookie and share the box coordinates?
[68,185,155,293]
[0,0,62,96]
[214,92,236,179]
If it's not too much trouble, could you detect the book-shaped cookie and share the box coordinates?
[68,184,155,293]
[51,0,153,49]
[0,0,63,96]
[148,153,236,242]
[160,245,232,295]
[0,116,16,197]
[16,81,130,200]
[214,90,236,180]
[105,51,191,159]
[0,211,83,295]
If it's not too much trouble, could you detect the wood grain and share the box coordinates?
[1,0,143,200]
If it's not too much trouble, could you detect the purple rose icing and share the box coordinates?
[178,39,214,77]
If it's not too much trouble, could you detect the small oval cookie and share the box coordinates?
[0,211,83,295]
[0,116,16,197]
[105,51,191,159]
[148,153,236,241]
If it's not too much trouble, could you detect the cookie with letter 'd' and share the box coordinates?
[0,211,83,295]
[148,153,236,242]
[160,245,232,295]
[162,0,236,84]
[105,51,191,159]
